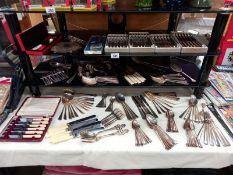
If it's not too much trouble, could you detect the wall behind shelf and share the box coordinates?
[65,0,222,32]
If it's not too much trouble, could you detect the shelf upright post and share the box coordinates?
[4,13,41,96]
[57,12,68,37]
[167,12,178,33]
[194,13,230,98]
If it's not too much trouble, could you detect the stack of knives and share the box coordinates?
[47,115,103,144]
[0,116,51,141]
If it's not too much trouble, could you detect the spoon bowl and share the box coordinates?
[115,93,126,102]
[146,114,157,128]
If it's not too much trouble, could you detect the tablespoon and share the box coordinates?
[151,76,189,85]
[170,63,196,83]
[132,120,151,146]
[146,114,176,150]
[115,93,139,120]
[81,129,129,143]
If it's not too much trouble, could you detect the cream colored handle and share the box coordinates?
[132,74,143,84]
[124,76,134,85]
[27,127,45,131]
[134,72,146,82]
[49,134,73,144]
[25,131,43,135]
[23,135,42,139]
[47,129,68,138]
[48,124,67,133]
[31,121,49,124]
[29,124,46,128]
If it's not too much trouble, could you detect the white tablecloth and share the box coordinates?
[0,94,232,169]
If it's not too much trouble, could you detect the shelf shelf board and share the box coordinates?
[1,6,233,14]
[68,51,219,58]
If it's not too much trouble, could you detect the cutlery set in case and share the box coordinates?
[103,32,208,55]
[0,97,60,142]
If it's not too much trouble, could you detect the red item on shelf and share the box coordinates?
[26,0,47,7]
[224,0,233,6]
[1,19,15,46]
[44,166,141,175]
[16,22,62,55]
[72,0,92,8]
[217,14,233,65]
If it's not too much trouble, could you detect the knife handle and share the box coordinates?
[47,129,68,138]
[23,135,41,139]
[29,124,46,128]
[24,131,43,135]
[49,133,73,144]
[26,127,45,131]
[48,124,67,133]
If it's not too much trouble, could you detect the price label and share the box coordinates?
[46,6,56,14]
[111,53,120,59]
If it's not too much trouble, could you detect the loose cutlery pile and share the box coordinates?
[132,120,152,146]
[198,112,231,147]
[146,114,176,150]
[58,90,95,120]
[179,95,204,123]
[144,91,178,114]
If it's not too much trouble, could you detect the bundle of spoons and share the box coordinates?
[198,112,231,147]
[183,118,202,148]
[179,95,204,123]
[132,120,152,146]
[146,114,176,150]
[166,110,178,132]
[58,90,95,120]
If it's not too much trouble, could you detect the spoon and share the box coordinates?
[132,120,152,146]
[170,63,196,83]
[151,76,189,85]
[115,93,139,120]
[165,110,178,132]
[82,76,119,86]
[146,114,176,150]
[80,124,128,142]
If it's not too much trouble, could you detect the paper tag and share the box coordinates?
[111,53,120,59]
[46,6,56,14]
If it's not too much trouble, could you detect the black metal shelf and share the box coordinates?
[76,52,219,58]
[1,6,233,14]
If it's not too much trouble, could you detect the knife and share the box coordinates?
[9,131,43,135]
[9,134,42,139]
[17,121,49,125]
[12,127,45,131]
[14,124,46,128]
[19,117,50,122]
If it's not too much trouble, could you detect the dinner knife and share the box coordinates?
[14,124,46,128]
[9,134,42,139]
[10,131,43,135]
[12,127,45,131]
